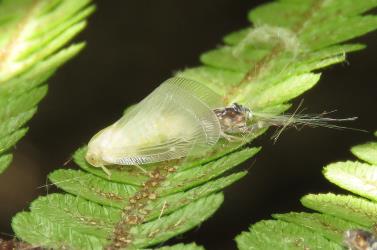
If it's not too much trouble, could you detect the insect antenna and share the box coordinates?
[134,164,148,174]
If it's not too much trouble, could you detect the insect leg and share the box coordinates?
[100,165,112,177]
[134,164,148,174]
[220,131,244,142]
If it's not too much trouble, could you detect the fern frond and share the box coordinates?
[12,0,377,249]
[236,220,341,250]
[13,193,222,249]
[0,0,94,173]
[236,132,377,248]
[273,212,366,244]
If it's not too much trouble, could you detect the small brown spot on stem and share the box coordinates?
[148,193,157,200]
[126,215,141,225]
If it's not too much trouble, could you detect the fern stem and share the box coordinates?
[107,164,176,249]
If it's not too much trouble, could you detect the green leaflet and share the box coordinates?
[236,220,342,250]
[49,169,244,220]
[0,128,27,153]
[49,169,139,208]
[274,212,366,245]
[324,161,377,202]
[0,86,47,122]
[12,211,107,250]
[248,0,377,33]
[0,43,85,96]
[28,193,119,238]
[0,108,35,138]
[12,193,223,249]
[229,44,364,105]
[143,172,246,221]
[156,148,259,196]
[0,154,12,174]
[301,193,377,228]
[12,0,377,249]
[351,142,377,165]
[129,194,223,248]
[0,0,93,174]
[245,73,320,108]
[238,134,377,249]
[0,0,95,81]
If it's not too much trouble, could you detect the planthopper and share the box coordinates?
[85,77,357,175]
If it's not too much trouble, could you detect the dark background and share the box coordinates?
[1,1,376,249]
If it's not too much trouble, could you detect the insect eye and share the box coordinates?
[86,153,96,163]
[231,103,240,110]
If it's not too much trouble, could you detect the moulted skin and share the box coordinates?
[232,24,302,59]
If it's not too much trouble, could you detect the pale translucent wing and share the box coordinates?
[104,137,193,165]
[163,77,224,109]
[119,77,224,122]
[153,77,224,146]
[95,77,223,165]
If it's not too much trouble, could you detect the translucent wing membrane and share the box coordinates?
[87,77,223,166]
